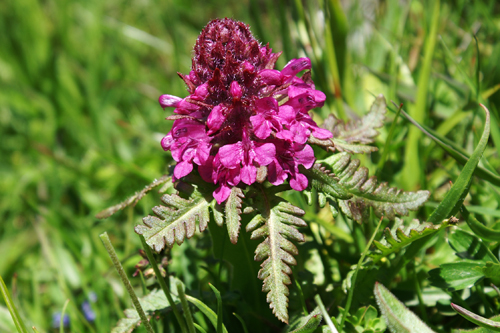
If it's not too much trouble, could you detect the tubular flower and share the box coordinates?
[159,18,332,203]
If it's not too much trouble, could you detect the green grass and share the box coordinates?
[1,0,500,332]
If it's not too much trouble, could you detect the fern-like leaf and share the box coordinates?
[369,218,456,264]
[323,94,386,144]
[321,152,430,222]
[225,187,244,244]
[309,94,386,154]
[302,164,352,200]
[135,187,212,251]
[246,195,307,323]
[96,175,172,219]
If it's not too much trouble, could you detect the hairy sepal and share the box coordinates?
[320,153,430,222]
[247,195,307,324]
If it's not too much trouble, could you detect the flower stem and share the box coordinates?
[99,232,155,333]
[139,235,188,333]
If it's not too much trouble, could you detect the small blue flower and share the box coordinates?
[52,312,70,329]
[81,301,96,322]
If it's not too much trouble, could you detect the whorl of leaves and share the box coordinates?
[246,194,307,324]
[320,152,430,222]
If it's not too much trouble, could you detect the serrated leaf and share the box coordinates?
[225,187,244,244]
[285,307,323,333]
[112,289,176,333]
[96,175,172,219]
[247,196,307,324]
[451,304,500,332]
[323,94,386,144]
[448,229,499,264]
[302,164,353,200]
[321,153,430,222]
[374,282,435,333]
[135,188,212,252]
[428,261,485,291]
[370,218,453,263]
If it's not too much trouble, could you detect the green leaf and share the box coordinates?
[427,104,490,223]
[96,175,172,219]
[374,282,435,333]
[208,284,223,333]
[461,207,500,242]
[451,303,500,332]
[428,261,485,291]
[0,276,29,333]
[135,188,212,251]
[321,153,430,222]
[285,307,323,333]
[112,289,177,333]
[322,94,386,144]
[310,94,385,154]
[247,194,307,323]
[302,164,353,200]
[185,295,229,333]
[448,229,499,263]
[397,107,500,187]
[370,218,454,263]
[225,187,244,244]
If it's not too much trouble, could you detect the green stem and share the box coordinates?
[100,233,155,333]
[139,235,188,333]
[314,294,339,333]
[177,281,196,333]
[377,103,403,173]
[339,217,384,331]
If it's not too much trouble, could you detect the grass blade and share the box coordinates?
[402,0,440,189]
[232,313,249,333]
[313,295,338,333]
[0,276,29,333]
[185,295,228,333]
[392,102,500,186]
[451,303,500,332]
[208,284,223,333]
[60,299,69,333]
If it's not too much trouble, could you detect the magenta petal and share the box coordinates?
[194,83,209,99]
[254,143,276,165]
[241,164,257,185]
[161,133,174,151]
[312,127,333,140]
[282,58,311,77]
[251,114,272,139]
[267,160,286,185]
[207,104,227,135]
[174,161,193,179]
[159,94,182,108]
[218,143,242,168]
[294,144,315,169]
[214,184,232,204]
[278,105,296,124]
[259,69,282,85]
[289,173,308,191]
[230,81,243,100]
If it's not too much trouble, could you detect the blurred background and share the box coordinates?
[1,0,500,331]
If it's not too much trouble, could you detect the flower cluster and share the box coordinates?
[160,18,332,203]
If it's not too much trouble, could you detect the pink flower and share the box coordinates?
[159,18,331,203]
